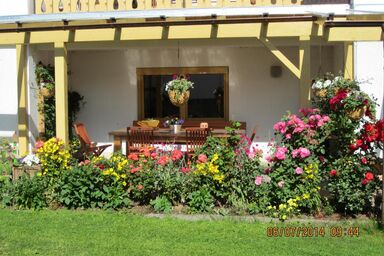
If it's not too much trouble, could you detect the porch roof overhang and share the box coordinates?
[0,7,382,45]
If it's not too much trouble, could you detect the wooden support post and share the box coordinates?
[54,41,69,144]
[299,36,311,108]
[344,42,354,79]
[16,44,29,156]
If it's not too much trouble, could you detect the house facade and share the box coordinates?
[0,0,383,156]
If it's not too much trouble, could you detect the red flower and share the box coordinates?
[197,154,208,163]
[96,164,105,170]
[128,153,139,161]
[361,157,367,164]
[329,169,337,177]
[349,144,357,151]
[362,179,368,185]
[356,139,363,147]
[171,150,183,161]
[157,155,169,166]
[130,166,141,174]
[365,172,374,181]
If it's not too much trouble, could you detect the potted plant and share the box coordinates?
[35,62,55,98]
[165,74,194,107]
[163,117,184,133]
[342,90,376,120]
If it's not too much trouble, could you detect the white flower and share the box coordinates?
[312,80,324,89]
[333,76,342,82]
[21,154,40,166]
[323,80,332,88]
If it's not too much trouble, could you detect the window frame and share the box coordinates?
[137,66,229,120]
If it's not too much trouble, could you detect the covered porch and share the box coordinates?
[0,10,382,155]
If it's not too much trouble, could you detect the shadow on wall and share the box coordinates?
[0,114,39,143]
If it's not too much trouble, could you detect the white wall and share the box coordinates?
[353,0,384,120]
[68,42,335,155]
[0,0,32,140]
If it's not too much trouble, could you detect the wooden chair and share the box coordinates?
[73,122,111,159]
[185,128,210,158]
[126,127,155,155]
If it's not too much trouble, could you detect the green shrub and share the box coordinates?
[187,188,214,213]
[10,175,48,210]
[150,196,172,213]
[54,164,131,210]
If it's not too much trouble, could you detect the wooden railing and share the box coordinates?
[35,0,301,14]
[35,0,350,14]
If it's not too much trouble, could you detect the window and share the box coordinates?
[137,67,228,120]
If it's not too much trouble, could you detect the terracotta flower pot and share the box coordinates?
[168,90,190,107]
[40,87,54,98]
[347,105,367,120]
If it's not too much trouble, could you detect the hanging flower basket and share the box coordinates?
[165,74,194,107]
[168,90,190,107]
[40,87,54,98]
[347,105,367,120]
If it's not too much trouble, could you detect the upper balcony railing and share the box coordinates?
[35,0,351,15]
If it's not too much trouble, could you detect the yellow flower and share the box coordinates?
[302,193,310,200]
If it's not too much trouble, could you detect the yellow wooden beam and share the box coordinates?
[16,44,29,156]
[326,27,382,42]
[299,36,311,108]
[54,41,69,145]
[258,37,300,79]
[344,42,354,80]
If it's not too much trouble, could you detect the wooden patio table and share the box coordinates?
[109,128,246,152]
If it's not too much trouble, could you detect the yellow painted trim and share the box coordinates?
[16,44,29,156]
[258,37,300,79]
[299,36,311,108]
[344,42,354,80]
[326,27,382,42]
[54,41,69,144]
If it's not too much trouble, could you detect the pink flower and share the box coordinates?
[197,154,207,163]
[262,175,271,183]
[292,147,311,159]
[265,155,272,162]
[273,121,287,134]
[295,167,303,175]
[285,134,292,139]
[277,181,285,188]
[247,152,256,159]
[322,115,330,122]
[181,167,190,173]
[35,140,44,150]
[361,179,368,185]
[255,176,263,186]
[171,149,183,161]
[157,156,169,166]
[137,184,143,190]
[274,146,288,161]
[329,169,337,177]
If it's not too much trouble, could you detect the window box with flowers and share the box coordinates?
[165,74,194,107]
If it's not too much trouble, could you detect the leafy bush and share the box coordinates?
[150,196,173,213]
[326,156,380,214]
[54,163,131,210]
[187,188,214,213]
[10,175,48,209]
[256,109,332,219]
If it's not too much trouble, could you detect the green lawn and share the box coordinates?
[0,209,383,256]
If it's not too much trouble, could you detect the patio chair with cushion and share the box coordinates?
[73,122,112,159]
[126,127,155,155]
[185,128,210,158]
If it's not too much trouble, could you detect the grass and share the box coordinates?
[0,209,383,256]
